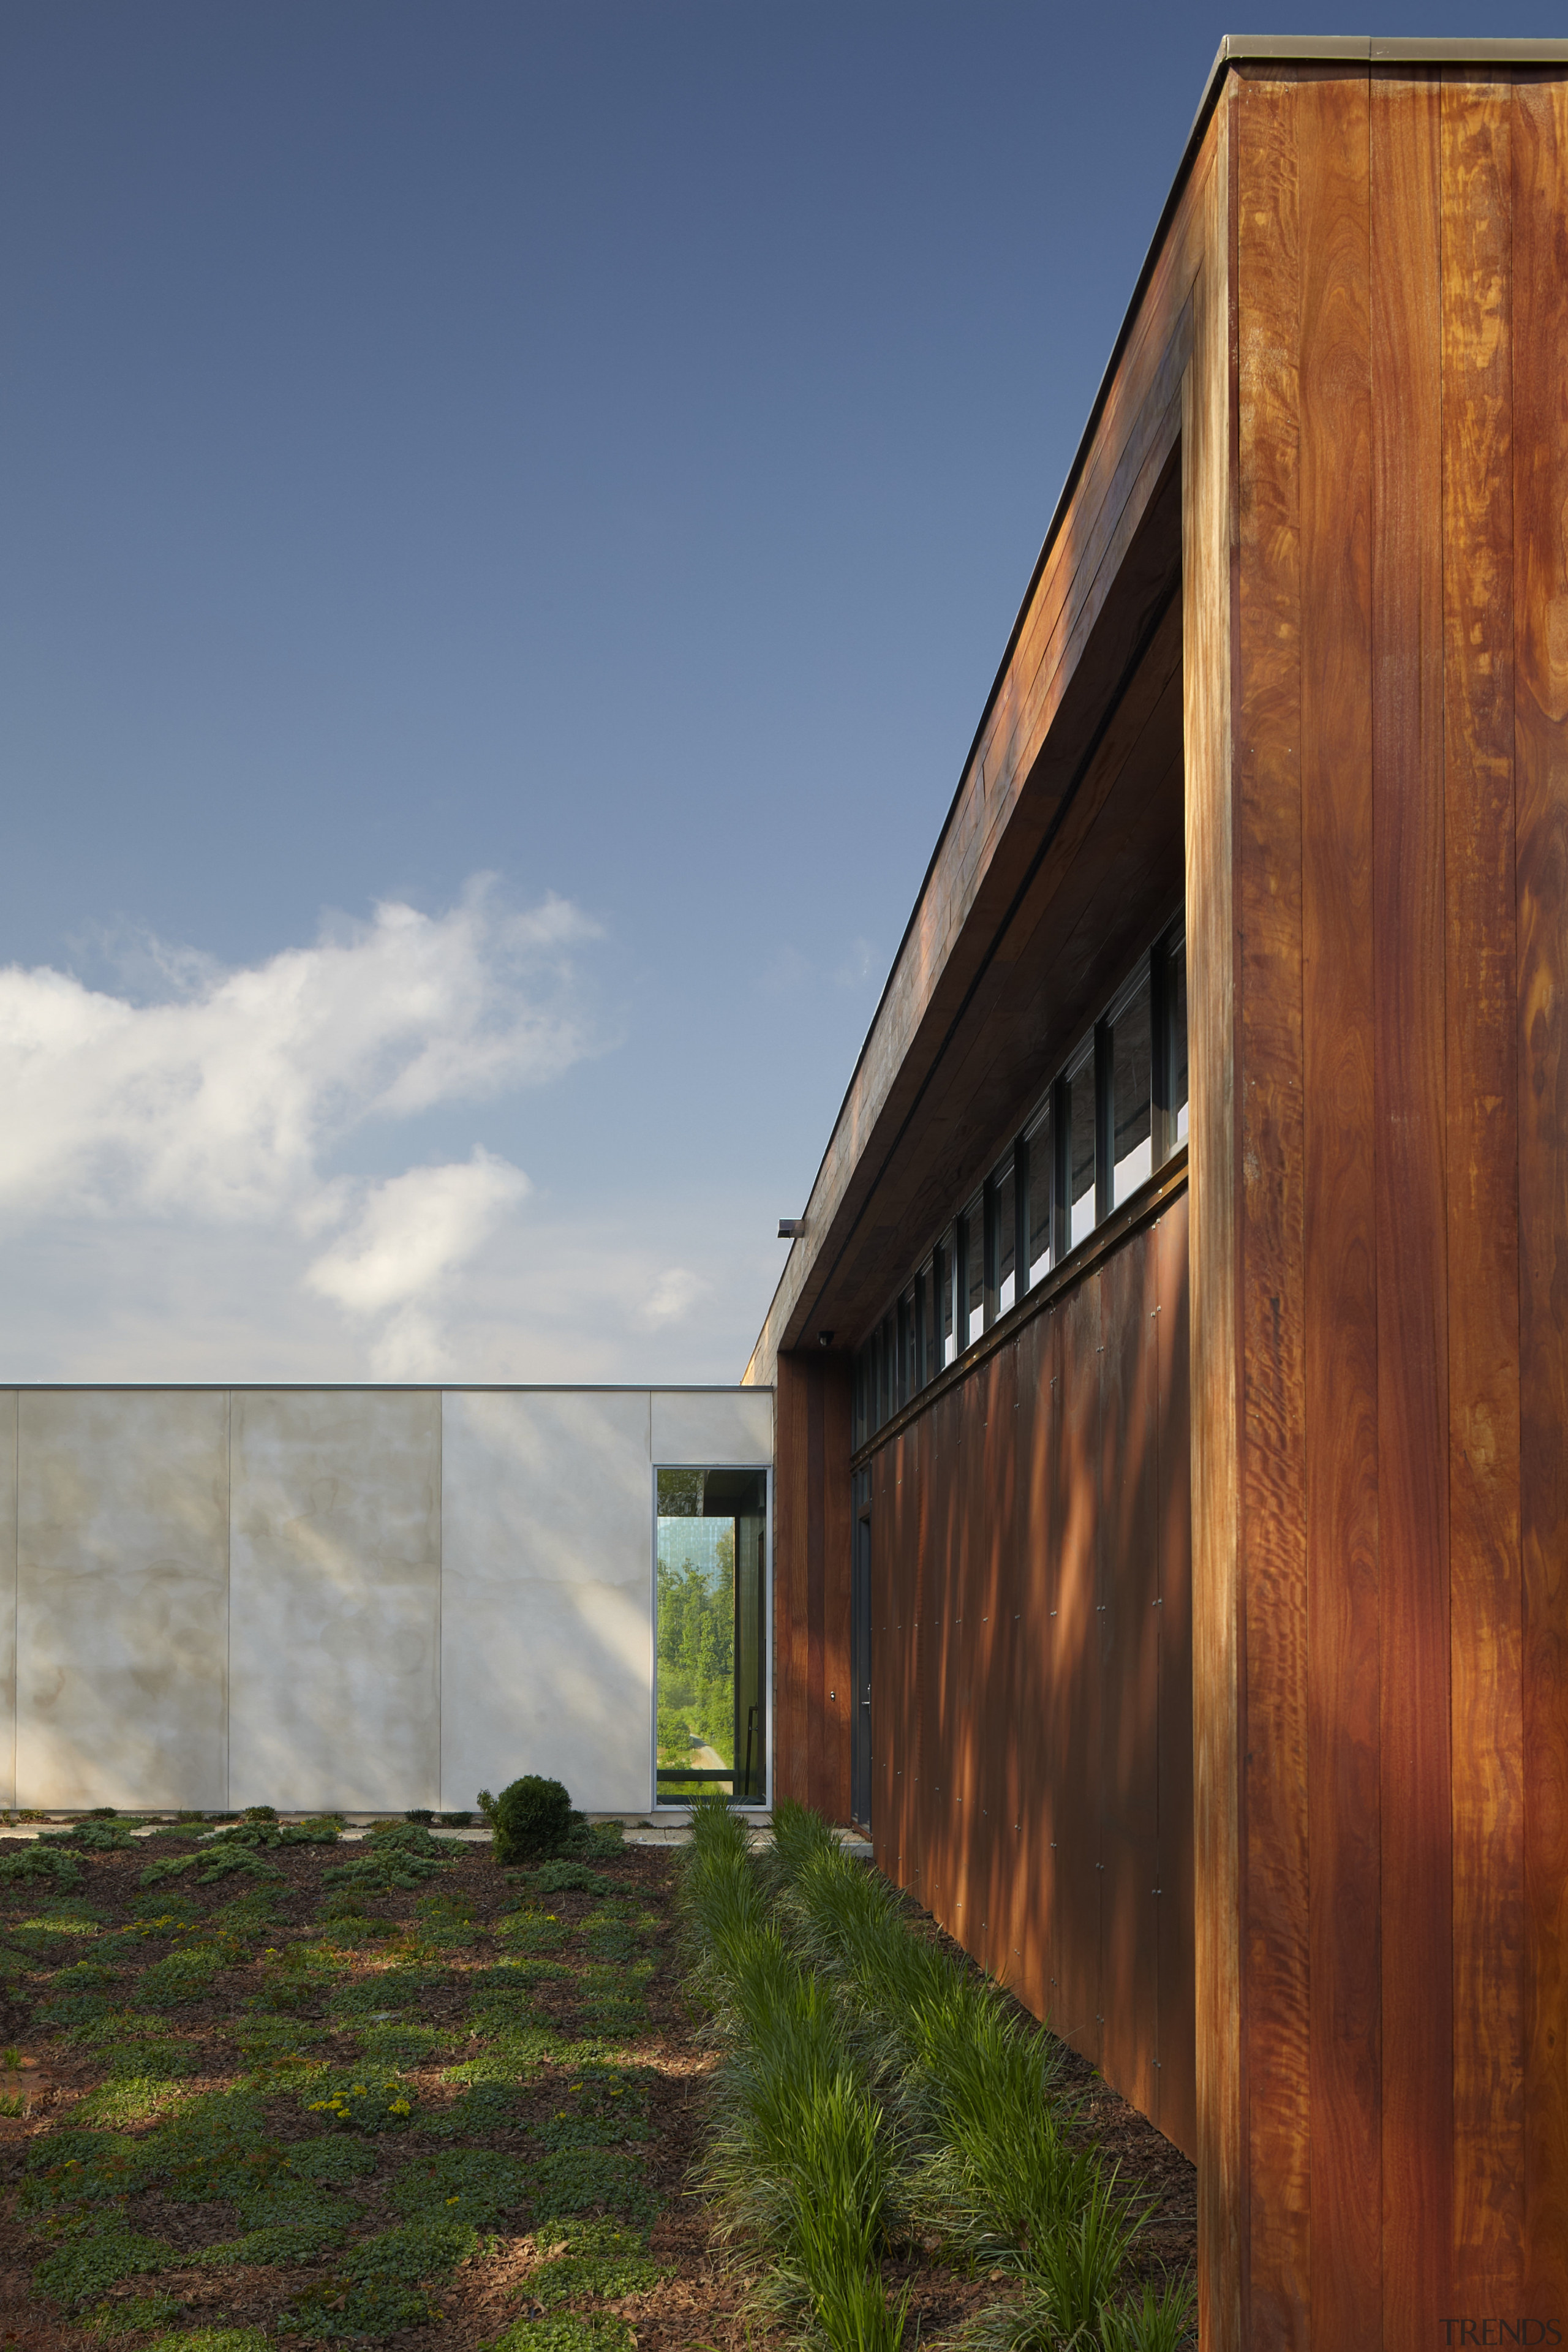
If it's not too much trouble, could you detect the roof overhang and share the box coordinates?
[744,32,1568,1389]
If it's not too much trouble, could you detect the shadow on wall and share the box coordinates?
[868,1195,1196,2157]
[0,1385,771,1817]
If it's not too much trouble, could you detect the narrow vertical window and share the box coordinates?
[1065,1051,1096,1249]
[1026,1098,1054,1284]
[937,1234,957,1366]
[982,1178,998,1327]
[1109,969,1153,1205]
[963,1195,986,1346]
[913,1265,929,1391]
[1169,935,1188,1145]
[994,1157,1016,1314]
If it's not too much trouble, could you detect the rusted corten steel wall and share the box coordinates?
[864,1191,1194,2158]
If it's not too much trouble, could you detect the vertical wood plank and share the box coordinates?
[974,1344,1017,1982]
[1054,1272,1104,2062]
[1441,71,1526,2312]
[1371,67,1453,2351]
[805,1363,826,1811]
[774,1354,811,1804]
[821,1354,854,1822]
[1024,1304,1066,2029]
[1512,72,1568,2326]
[1233,62,1312,2349]
[1098,1229,1161,2120]
[1298,66,1382,2346]
[1008,1311,1049,2014]
[1156,1197,1197,2159]
[1182,85,1243,2352]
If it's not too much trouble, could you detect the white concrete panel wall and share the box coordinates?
[3,1388,769,1811]
[15,1390,229,1811]
[0,1393,16,1811]
[440,1391,654,1814]
[652,1389,773,1467]
[229,1390,442,1812]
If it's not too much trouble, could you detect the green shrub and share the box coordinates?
[390,2146,530,2228]
[529,2146,654,2222]
[50,1956,118,1991]
[301,2069,420,2132]
[320,1821,458,1896]
[41,1820,137,1852]
[357,2022,440,2066]
[83,2291,185,2335]
[285,2134,379,2187]
[412,1890,480,1947]
[198,2217,344,2266]
[137,1947,226,2009]
[33,2220,177,2310]
[480,1776,574,1866]
[577,1907,643,1962]
[140,2089,276,2204]
[443,2026,561,2085]
[532,2064,650,2149]
[0,1841,83,1888]
[206,1815,342,1850]
[487,2321,633,2352]
[62,2005,186,2054]
[35,1991,115,2027]
[498,1905,571,1956]
[524,2217,669,2305]
[138,1847,283,1890]
[424,2079,522,2136]
[75,2074,193,2127]
[521,1858,615,1898]
[21,2129,145,2212]
[129,1893,203,1924]
[146,2332,266,2352]
[286,2220,478,2340]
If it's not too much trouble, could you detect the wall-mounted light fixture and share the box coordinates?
[778,1218,807,1238]
[818,1330,835,1348]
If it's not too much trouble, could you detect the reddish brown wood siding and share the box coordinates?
[763,53,1568,2351]
[1186,59,1568,2350]
[773,1351,852,1820]
[864,1194,1196,2157]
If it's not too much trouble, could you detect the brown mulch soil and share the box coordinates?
[0,1823,1194,2351]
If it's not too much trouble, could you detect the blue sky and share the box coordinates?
[0,2,1541,1382]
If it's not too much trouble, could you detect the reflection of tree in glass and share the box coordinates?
[655,1526,734,1770]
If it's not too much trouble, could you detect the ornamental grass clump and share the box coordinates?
[767,1802,1194,2352]
[682,1796,908,2352]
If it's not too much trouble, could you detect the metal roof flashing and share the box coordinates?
[744,31,1568,1384]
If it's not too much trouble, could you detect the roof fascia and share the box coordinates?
[746,32,1568,1384]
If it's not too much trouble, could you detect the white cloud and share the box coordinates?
[635,1266,709,1330]
[0,881,608,1373]
[306,1150,529,1316]
[0,881,790,1384]
[0,880,595,1227]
